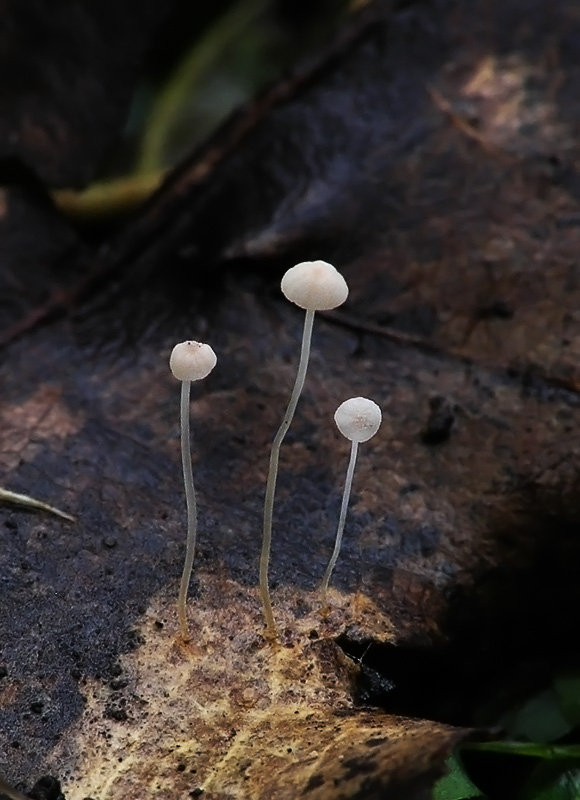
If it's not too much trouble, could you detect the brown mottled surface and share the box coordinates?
[2,0,580,797]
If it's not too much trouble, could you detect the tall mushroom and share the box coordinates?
[260,260,348,636]
[169,340,217,640]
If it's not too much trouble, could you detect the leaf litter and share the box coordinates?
[3,0,580,797]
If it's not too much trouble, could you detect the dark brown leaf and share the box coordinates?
[2,0,580,797]
[0,0,172,187]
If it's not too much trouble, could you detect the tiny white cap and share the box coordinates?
[334,397,382,443]
[281,260,348,311]
[170,341,217,382]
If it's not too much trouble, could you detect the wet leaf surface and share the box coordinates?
[2,0,580,797]
[0,0,172,187]
[0,186,84,345]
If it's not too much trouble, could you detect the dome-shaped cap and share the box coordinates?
[281,260,348,311]
[334,397,382,443]
[170,341,217,382]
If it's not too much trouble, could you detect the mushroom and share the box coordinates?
[320,396,382,607]
[169,340,217,640]
[260,260,348,636]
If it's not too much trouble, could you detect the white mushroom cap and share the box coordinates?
[170,341,217,382]
[281,260,348,311]
[334,397,382,443]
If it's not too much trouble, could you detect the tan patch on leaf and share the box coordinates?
[50,583,461,799]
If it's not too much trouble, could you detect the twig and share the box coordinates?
[0,487,75,522]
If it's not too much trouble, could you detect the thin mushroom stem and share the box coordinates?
[178,379,198,640]
[320,439,359,607]
[260,308,315,636]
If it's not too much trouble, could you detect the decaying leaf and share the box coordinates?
[54,594,464,799]
[2,0,580,798]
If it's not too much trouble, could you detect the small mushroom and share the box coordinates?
[260,261,348,637]
[281,260,349,311]
[169,340,217,640]
[320,396,382,607]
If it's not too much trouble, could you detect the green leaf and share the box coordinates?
[520,761,580,800]
[432,753,485,800]
[554,673,580,727]
[465,741,580,759]
[502,689,573,743]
